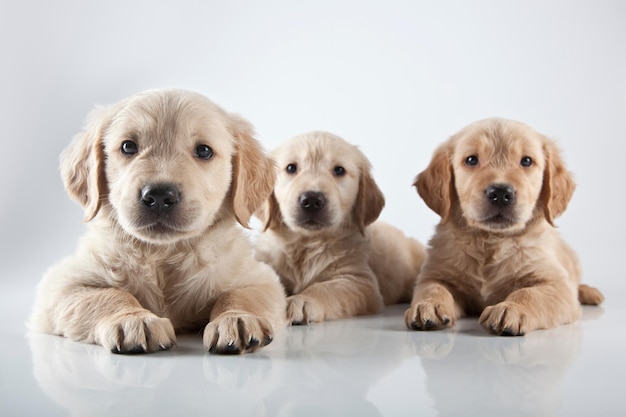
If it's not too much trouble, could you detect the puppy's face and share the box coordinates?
[61,89,274,244]
[452,122,546,232]
[103,93,235,243]
[416,118,575,233]
[267,132,384,234]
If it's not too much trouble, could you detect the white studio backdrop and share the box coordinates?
[1,1,624,294]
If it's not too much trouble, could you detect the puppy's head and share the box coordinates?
[61,89,274,244]
[259,131,384,235]
[415,118,575,233]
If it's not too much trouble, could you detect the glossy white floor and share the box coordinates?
[2,276,624,417]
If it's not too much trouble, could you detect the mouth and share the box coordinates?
[130,216,195,242]
[479,212,517,229]
[296,218,329,231]
[119,196,203,243]
[139,221,187,234]
[294,210,333,231]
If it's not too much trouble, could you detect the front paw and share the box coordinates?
[203,314,273,354]
[286,295,323,325]
[95,311,176,354]
[480,302,527,336]
[404,300,454,331]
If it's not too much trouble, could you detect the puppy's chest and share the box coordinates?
[462,239,525,286]
[107,245,214,315]
[279,241,353,294]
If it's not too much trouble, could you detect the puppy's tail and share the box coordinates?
[578,284,604,305]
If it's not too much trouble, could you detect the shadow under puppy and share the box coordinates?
[255,131,426,324]
[405,118,603,336]
[30,89,286,354]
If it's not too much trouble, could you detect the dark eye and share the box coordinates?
[195,144,214,160]
[521,156,533,167]
[333,166,346,177]
[286,163,297,174]
[121,140,138,155]
[465,155,479,166]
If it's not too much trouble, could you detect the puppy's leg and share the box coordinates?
[287,274,384,324]
[404,280,461,331]
[203,283,286,354]
[480,282,580,336]
[578,284,604,305]
[33,285,176,353]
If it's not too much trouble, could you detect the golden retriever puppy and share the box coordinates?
[405,118,603,336]
[30,89,286,354]
[255,131,426,324]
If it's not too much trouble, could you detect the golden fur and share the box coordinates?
[255,131,426,324]
[405,118,603,336]
[30,89,286,353]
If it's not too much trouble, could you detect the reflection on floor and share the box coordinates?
[22,305,610,416]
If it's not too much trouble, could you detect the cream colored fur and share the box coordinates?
[30,89,286,354]
[255,131,426,324]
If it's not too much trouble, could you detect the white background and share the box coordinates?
[1,0,624,296]
[1,2,625,416]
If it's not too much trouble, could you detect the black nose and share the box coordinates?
[486,184,516,207]
[299,191,326,212]
[141,184,180,213]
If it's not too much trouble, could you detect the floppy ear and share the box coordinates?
[539,138,576,225]
[228,115,276,228]
[255,191,283,231]
[60,105,113,222]
[415,142,455,223]
[353,168,385,234]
